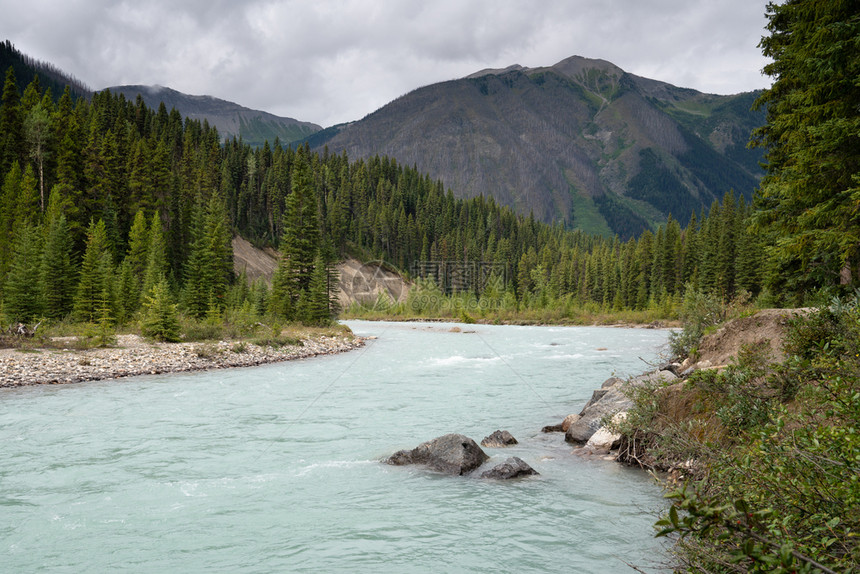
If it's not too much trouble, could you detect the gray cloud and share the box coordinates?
[3,0,770,127]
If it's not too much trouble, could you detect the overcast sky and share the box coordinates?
[3,0,771,128]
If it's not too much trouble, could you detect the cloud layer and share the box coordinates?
[3,0,771,127]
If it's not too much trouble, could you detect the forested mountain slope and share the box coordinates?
[0,40,90,102]
[108,85,321,148]
[309,56,764,237]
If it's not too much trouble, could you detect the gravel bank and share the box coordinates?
[0,333,364,388]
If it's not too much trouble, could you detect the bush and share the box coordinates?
[668,285,725,361]
[650,302,860,573]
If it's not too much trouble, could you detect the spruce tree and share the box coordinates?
[73,220,115,323]
[39,210,75,319]
[0,67,23,175]
[141,212,167,298]
[269,150,319,318]
[751,0,860,296]
[302,252,332,325]
[140,279,181,342]
[4,224,43,322]
[183,193,233,318]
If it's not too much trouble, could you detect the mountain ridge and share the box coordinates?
[107,84,322,147]
[305,55,764,236]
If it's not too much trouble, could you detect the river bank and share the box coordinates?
[0,332,363,388]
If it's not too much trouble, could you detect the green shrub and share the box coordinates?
[668,285,725,361]
[140,280,181,343]
[651,302,860,573]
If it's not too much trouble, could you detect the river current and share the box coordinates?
[1,321,670,573]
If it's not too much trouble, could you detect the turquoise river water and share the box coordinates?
[1,321,671,573]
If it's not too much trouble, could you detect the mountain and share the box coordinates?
[107,85,321,148]
[307,56,765,237]
[0,40,91,102]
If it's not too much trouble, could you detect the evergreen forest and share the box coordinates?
[0,66,786,335]
[0,0,857,339]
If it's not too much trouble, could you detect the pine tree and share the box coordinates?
[73,220,115,323]
[140,279,181,342]
[751,0,860,296]
[183,193,233,318]
[4,224,43,322]
[301,252,332,325]
[141,212,167,298]
[39,209,75,319]
[0,67,23,175]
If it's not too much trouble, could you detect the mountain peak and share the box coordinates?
[465,64,528,79]
[310,55,764,237]
[548,55,626,78]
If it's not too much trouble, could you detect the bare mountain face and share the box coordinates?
[108,85,321,148]
[308,56,764,236]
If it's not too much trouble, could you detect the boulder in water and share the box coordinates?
[480,430,518,447]
[385,433,489,475]
[566,371,677,444]
[480,457,539,479]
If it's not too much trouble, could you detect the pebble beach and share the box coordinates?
[0,333,364,388]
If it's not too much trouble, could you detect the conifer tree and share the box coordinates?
[140,279,181,342]
[141,212,167,298]
[183,193,232,318]
[0,161,22,282]
[269,150,319,318]
[4,224,43,322]
[0,67,23,175]
[301,251,333,325]
[751,0,860,296]
[40,209,75,319]
[73,220,115,323]
[127,211,150,267]
[16,164,40,227]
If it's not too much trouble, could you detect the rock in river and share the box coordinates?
[480,457,539,480]
[565,370,677,444]
[480,430,518,448]
[386,433,489,475]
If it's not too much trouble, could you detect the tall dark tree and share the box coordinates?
[182,192,233,318]
[751,0,860,299]
[269,149,319,318]
[4,224,43,322]
[0,67,23,175]
[39,195,75,319]
[73,219,115,323]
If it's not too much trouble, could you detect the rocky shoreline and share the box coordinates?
[0,333,364,388]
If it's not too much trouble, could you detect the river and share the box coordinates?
[1,321,670,573]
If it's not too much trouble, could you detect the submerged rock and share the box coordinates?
[480,457,539,479]
[385,433,489,475]
[562,413,580,431]
[541,413,580,433]
[480,430,518,447]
